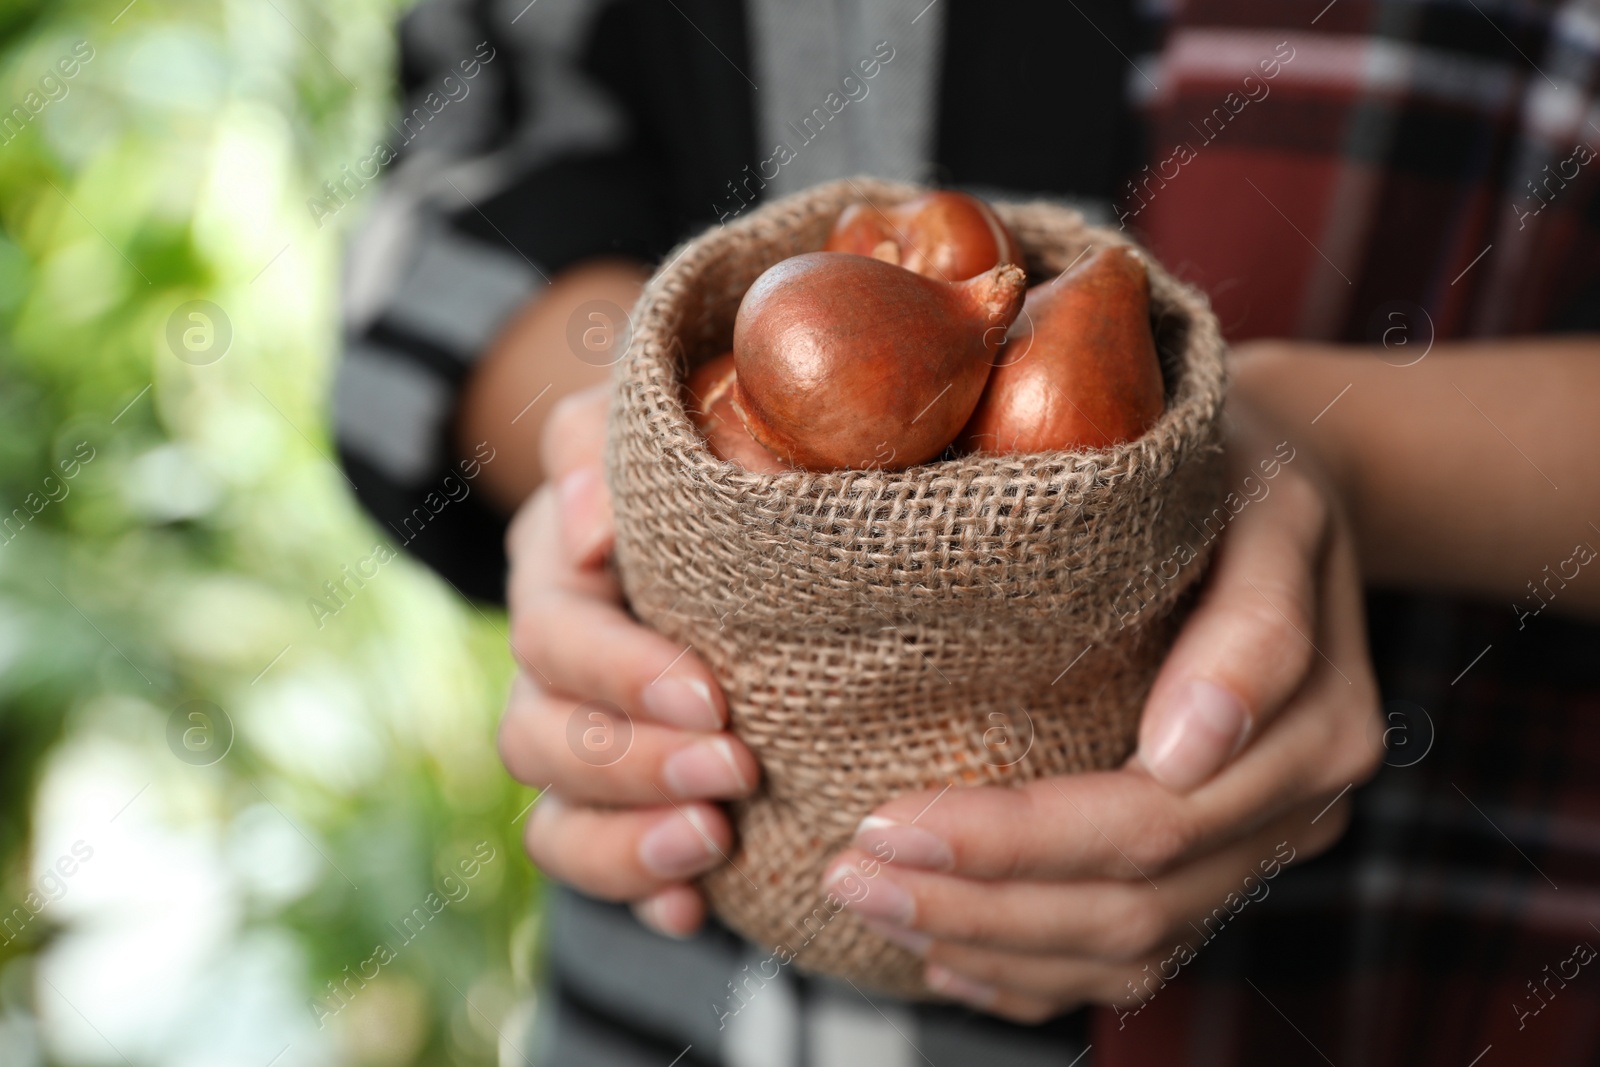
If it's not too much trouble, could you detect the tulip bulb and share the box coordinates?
[732,252,1027,471]
[960,245,1165,454]
[826,191,1023,281]
[684,351,789,473]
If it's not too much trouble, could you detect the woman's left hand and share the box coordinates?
[821,398,1383,1023]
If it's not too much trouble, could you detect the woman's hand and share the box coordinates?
[497,384,761,936]
[820,396,1384,1022]
[497,371,1385,1005]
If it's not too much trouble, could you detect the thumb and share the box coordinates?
[543,384,614,567]
[1135,466,1331,792]
[542,383,610,479]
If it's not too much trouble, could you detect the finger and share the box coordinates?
[633,883,709,938]
[830,793,1348,960]
[512,585,725,731]
[925,964,1067,1024]
[506,491,724,732]
[855,638,1374,886]
[506,479,714,730]
[558,465,614,569]
[854,769,1194,882]
[916,946,1153,1020]
[541,385,613,566]
[541,383,609,480]
[498,675,758,804]
[523,793,732,902]
[1136,445,1331,792]
[861,918,1133,1006]
[506,483,620,614]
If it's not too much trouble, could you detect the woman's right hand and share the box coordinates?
[498,384,759,936]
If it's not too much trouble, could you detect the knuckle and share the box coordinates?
[1274,465,1328,526]
[995,998,1061,1025]
[508,596,555,672]
[1306,705,1346,789]
[1317,687,1383,792]
[1238,593,1315,672]
[503,485,550,559]
[524,806,635,902]
[917,896,984,942]
[1343,708,1385,785]
[1128,809,1194,874]
[495,716,524,780]
[1294,797,1353,865]
[1209,598,1315,710]
[496,708,546,787]
[568,864,635,903]
[1310,796,1354,849]
[521,804,562,869]
[599,749,652,800]
[1093,967,1142,1006]
[1099,893,1167,962]
[998,789,1047,880]
[542,392,590,461]
[560,729,660,807]
[918,888,1011,946]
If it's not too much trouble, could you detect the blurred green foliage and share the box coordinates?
[0,1,536,1063]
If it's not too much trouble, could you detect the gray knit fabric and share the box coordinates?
[746,0,944,195]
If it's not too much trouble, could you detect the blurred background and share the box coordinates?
[0,1,539,1064]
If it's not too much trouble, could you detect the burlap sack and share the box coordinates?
[607,177,1227,998]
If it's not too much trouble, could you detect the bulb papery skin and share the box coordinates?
[960,245,1165,455]
[732,252,1027,471]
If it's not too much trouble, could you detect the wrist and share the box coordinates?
[1226,340,1365,523]
[458,258,648,513]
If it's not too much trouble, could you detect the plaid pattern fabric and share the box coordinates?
[1132,0,1600,341]
[1098,3,1600,1063]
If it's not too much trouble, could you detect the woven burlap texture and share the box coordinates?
[606,177,1227,998]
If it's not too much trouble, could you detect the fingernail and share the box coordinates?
[632,897,670,936]
[641,677,721,731]
[1144,679,1251,792]
[529,790,565,824]
[853,816,954,872]
[638,808,718,878]
[558,468,607,564]
[861,918,931,956]
[824,864,914,925]
[632,896,695,940]
[925,964,998,1008]
[661,738,750,798]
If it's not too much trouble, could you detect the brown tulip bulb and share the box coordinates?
[683,351,790,474]
[959,245,1165,454]
[732,252,1026,471]
[825,191,1023,281]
